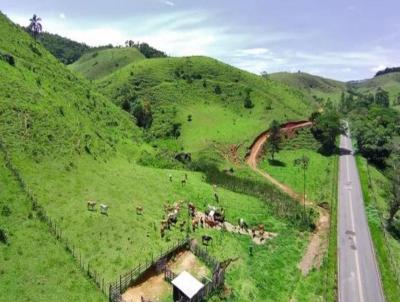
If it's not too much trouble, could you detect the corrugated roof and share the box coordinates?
[171,271,204,299]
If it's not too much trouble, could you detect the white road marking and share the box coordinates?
[348,189,365,302]
[346,155,351,183]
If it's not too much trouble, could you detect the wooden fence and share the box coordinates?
[109,238,189,302]
[0,139,109,296]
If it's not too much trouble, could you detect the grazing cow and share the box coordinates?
[188,203,196,217]
[202,235,213,246]
[87,201,96,211]
[238,218,248,230]
[136,206,144,215]
[100,204,109,215]
[192,218,199,232]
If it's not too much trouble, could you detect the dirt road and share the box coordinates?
[246,120,330,275]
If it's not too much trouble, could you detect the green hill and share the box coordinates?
[270,71,346,103]
[98,56,313,153]
[69,47,146,80]
[349,72,400,105]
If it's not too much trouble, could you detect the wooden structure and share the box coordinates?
[171,271,204,302]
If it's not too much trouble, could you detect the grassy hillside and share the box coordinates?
[270,72,346,103]
[349,72,400,105]
[97,56,313,154]
[0,12,140,163]
[69,48,146,80]
[0,157,105,302]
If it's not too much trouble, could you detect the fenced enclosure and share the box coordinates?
[109,238,190,302]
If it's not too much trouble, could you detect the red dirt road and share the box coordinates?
[246,120,330,275]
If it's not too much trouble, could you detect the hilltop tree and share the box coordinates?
[28,14,43,41]
[244,88,254,108]
[375,87,390,107]
[266,120,281,160]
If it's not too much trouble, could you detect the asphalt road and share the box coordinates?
[338,128,385,302]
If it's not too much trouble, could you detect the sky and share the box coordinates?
[2,0,400,81]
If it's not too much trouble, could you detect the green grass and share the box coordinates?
[0,12,332,301]
[356,156,400,301]
[260,148,335,204]
[350,72,400,106]
[69,47,146,80]
[97,56,313,154]
[270,71,346,104]
[0,157,105,302]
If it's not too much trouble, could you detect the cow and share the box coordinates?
[136,206,144,215]
[100,204,109,215]
[238,218,248,230]
[87,201,96,211]
[202,235,213,246]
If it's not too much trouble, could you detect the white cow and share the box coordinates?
[100,204,109,215]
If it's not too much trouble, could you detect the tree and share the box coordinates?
[244,89,254,108]
[294,155,310,221]
[28,14,43,41]
[266,120,281,160]
[388,159,400,228]
[261,71,269,79]
[132,100,152,129]
[311,110,343,154]
[375,87,390,107]
[214,84,222,95]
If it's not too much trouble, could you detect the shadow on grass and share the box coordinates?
[268,159,287,167]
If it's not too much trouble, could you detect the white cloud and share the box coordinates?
[164,1,175,6]
[59,13,66,19]
[371,65,386,72]
[237,48,270,56]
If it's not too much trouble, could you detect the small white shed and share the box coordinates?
[171,271,204,302]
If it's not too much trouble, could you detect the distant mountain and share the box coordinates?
[270,72,346,103]
[69,47,146,80]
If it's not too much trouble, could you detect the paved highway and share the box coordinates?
[338,128,385,302]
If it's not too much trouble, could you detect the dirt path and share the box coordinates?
[246,121,330,275]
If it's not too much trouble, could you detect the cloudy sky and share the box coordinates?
[2,0,399,81]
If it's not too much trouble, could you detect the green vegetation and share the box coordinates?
[0,157,105,302]
[260,128,336,204]
[0,11,330,302]
[356,157,400,301]
[270,71,345,106]
[36,31,91,64]
[69,47,146,80]
[265,120,281,160]
[124,40,167,58]
[97,56,312,153]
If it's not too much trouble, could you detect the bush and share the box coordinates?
[214,84,222,95]
[1,205,11,217]
[0,228,8,244]
[244,95,254,109]
[187,114,192,122]
[0,53,15,66]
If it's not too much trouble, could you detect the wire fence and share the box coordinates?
[0,139,109,296]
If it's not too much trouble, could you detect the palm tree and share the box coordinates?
[28,14,43,41]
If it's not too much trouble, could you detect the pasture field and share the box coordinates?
[356,157,400,301]
[0,157,105,302]
[260,128,336,205]
[6,152,318,301]
[69,47,146,80]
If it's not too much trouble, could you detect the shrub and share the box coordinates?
[0,53,15,66]
[187,114,192,122]
[0,228,8,244]
[1,205,11,217]
[214,84,222,95]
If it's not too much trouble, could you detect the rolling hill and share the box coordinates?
[0,12,335,302]
[270,71,346,103]
[349,72,400,105]
[97,56,313,153]
[69,47,146,80]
